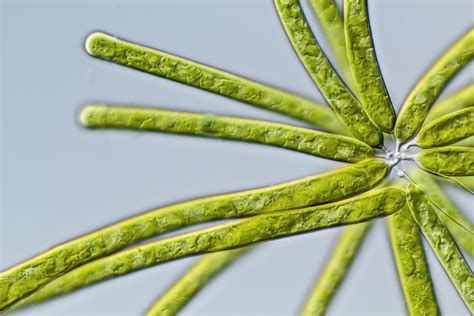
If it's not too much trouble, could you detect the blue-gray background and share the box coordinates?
[1,0,473,315]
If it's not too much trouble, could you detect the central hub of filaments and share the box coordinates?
[379,137,418,177]
[388,151,408,166]
[384,149,403,167]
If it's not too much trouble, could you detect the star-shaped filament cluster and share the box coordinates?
[1,0,473,315]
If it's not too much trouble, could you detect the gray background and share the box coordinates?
[1,0,473,315]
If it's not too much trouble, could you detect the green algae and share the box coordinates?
[417,107,474,148]
[84,32,349,136]
[13,188,406,308]
[308,0,354,88]
[411,170,473,258]
[3,2,473,314]
[0,159,388,311]
[80,104,373,163]
[418,147,474,176]
[300,222,371,315]
[395,29,474,143]
[388,205,439,315]
[424,84,474,124]
[146,248,249,316]
[273,0,382,146]
[407,184,474,313]
[344,0,395,132]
